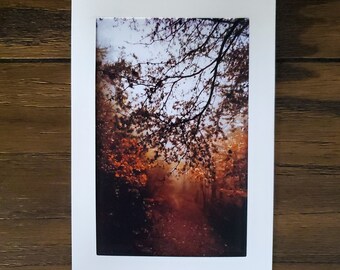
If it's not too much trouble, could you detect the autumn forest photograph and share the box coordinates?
[96,18,249,257]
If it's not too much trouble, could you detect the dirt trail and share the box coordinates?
[149,192,229,256]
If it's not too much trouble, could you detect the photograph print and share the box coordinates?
[96,18,249,257]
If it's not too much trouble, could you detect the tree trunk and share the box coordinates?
[200,183,207,210]
[211,180,217,203]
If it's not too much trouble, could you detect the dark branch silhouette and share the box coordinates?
[98,18,249,174]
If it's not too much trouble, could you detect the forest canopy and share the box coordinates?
[97,18,249,179]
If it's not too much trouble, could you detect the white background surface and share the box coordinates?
[71,0,276,269]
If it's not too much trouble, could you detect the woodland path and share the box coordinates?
[148,191,229,256]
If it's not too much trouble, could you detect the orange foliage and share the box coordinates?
[187,129,248,196]
[96,59,149,188]
[106,138,149,186]
[215,130,248,191]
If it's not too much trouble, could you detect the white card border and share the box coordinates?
[71,0,276,269]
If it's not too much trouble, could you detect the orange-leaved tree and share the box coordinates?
[96,48,149,187]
